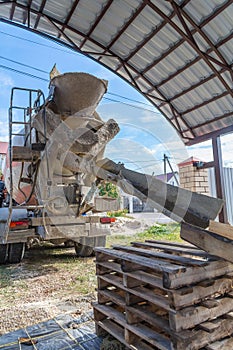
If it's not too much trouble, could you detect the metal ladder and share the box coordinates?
[2,87,46,243]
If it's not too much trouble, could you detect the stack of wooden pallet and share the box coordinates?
[94,236,233,349]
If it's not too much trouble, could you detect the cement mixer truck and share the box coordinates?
[0,71,223,264]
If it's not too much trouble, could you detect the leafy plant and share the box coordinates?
[98,182,119,199]
[107,209,128,217]
[107,223,182,247]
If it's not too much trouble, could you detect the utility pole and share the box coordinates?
[163,154,179,186]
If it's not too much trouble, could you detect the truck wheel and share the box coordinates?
[74,243,94,257]
[8,243,25,264]
[0,244,8,264]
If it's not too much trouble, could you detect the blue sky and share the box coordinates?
[0,21,232,173]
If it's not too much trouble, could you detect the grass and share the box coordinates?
[106,223,182,247]
[0,223,182,310]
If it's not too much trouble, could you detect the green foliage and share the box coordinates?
[107,223,182,247]
[98,182,119,199]
[107,209,128,217]
[137,223,181,241]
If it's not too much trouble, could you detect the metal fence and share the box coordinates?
[208,167,233,225]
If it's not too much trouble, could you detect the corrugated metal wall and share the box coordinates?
[208,167,233,225]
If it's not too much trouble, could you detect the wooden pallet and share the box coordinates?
[94,302,233,350]
[94,240,233,349]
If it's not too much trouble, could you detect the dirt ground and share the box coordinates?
[0,245,97,335]
[0,213,176,336]
[0,216,141,335]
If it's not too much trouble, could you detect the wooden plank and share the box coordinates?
[175,316,233,350]
[209,220,233,241]
[98,289,125,308]
[205,337,233,350]
[132,241,215,259]
[145,239,198,249]
[164,259,233,289]
[93,302,125,324]
[125,323,172,350]
[96,319,126,346]
[181,222,233,263]
[96,318,155,350]
[112,245,206,266]
[127,286,171,311]
[97,274,125,291]
[96,261,122,275]
[171,276,233,310]
[123,271,233,310]
[126,305,170,331]
[95,248,183,274]
[124,270,163,289]
[169,296,233,332]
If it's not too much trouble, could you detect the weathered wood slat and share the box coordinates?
[127,286,170,311]
[181,222,233,263]
[112,244,207,266]
[96,261,122,274]
[97,274,125,291]
[132,241,215,259]
[94,307,156,350]
[176,316,233,350]
[170,275,233,309]
[95,248,183,274]
[169,296,233,332]
[123,271,233,310]
[93,302,125,324]
[164,259,233,289]
[123,270,163,289]
[126,304,170,331]
[145,239,198,249]
[95,319,126,345]
[209,220,233,241]
[205,336,233,350]
[128,324,172,350]
[98,289,125,308]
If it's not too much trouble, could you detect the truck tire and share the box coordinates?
[74,243,94,257]
[74,236,106,257]
[8,243,25,264]
[0,244,8,264]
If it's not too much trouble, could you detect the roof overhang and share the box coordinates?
[0,0,232,145]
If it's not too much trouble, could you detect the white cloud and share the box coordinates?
[187,134,233,168]
[0,71,14,87]
[99,102,189,174]
[0,109,9,141]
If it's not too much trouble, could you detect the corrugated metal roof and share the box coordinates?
[0,0,232,145]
